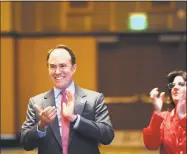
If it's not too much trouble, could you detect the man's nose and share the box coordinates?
[55,67,61,74]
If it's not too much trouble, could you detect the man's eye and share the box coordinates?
[51,65,55,68]
[60,65,66,68]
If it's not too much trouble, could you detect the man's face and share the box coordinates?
[171,76,186,104]
[48,49,76,89]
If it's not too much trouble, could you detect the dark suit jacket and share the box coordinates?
[20,85,114,154]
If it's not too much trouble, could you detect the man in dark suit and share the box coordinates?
[20,44,114,154]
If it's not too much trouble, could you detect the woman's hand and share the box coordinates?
[176,99,186,119]
[150,88,165,114]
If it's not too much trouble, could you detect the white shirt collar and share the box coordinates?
[53,82,75,99]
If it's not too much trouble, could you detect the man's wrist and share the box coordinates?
[70,115,78,124]
[38,121,48,131]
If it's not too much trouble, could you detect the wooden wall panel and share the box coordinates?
[1,37,15,136]
[17,37,97,127]
[12,2,22,32]
[41,2,61,32]
[149,14,168,30]
[92,2,110,31]
[115,2,136,31]
[20,2,37,32]
[98,37,186,96]
[10,1,186,33]
[0,2,12,32]
[66,15,87,32]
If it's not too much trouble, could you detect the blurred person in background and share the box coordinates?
[20,44,114,154]
[143,70,186,154]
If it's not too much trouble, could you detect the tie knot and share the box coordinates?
[61,89,66,95]
[61,90,68,103]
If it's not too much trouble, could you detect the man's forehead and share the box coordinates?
[48,49,71,62]
[50,48,70,56]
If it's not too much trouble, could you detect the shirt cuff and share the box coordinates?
[37,124,47,138]
[73,115,80,129]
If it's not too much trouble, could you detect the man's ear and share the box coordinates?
[72,64,77,74]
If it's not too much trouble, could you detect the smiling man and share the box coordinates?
[20,45,114,154]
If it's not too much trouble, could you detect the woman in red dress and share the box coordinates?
[143,70,186,154]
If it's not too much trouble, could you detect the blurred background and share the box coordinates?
[0,1,186,154]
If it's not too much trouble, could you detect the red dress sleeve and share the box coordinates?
[143,112,166,150]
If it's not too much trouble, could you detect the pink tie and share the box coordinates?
[61,90,70,154]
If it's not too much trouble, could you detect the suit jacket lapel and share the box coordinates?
[69,85,86,146]
[42,89,62,148]
[74,85,87,117]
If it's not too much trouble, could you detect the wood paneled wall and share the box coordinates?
[98,35,186,96]
[6,1,187,33]
[1,37,16,136]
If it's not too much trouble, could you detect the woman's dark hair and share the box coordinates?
[167,70,187,109]
[47,44,76,65]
